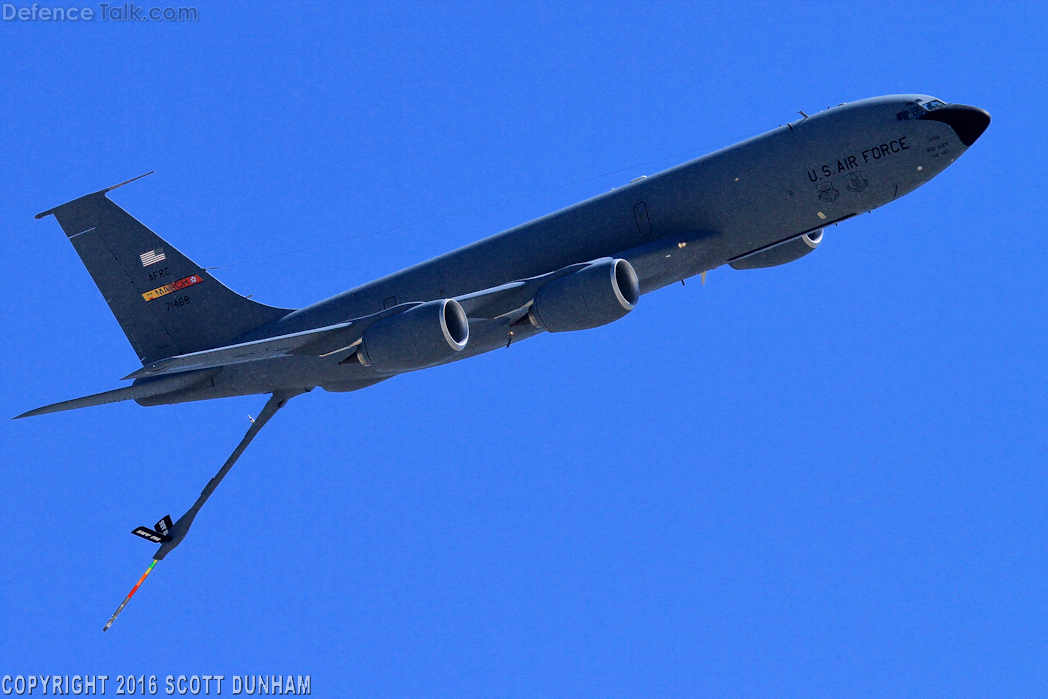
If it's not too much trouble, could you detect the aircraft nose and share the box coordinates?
[921,104,991,147]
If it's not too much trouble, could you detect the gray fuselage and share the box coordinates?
[144,94,986,404]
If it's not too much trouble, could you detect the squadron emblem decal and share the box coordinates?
[142,274,203,301]
[845,171,869,193]
[816,182,840,203]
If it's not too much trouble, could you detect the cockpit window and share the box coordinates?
[898,105,922,120]
[898,99,948,120]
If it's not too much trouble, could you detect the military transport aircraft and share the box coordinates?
[18,95,989,629]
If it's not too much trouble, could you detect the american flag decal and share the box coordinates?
[140,248,166,267]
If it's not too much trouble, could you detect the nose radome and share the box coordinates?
[921,104,991,147]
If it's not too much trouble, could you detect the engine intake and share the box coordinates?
[530,258,640,333]
[360,299,469,372]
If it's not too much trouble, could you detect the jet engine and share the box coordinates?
[529,258,640,332]
[729,230,822,270]
[360,299,469,372]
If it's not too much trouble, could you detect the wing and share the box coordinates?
[123,301,431,380]
[121,320,358,379]
[17,259,613,418]
[125,263,597,380]
[452,263,591,319]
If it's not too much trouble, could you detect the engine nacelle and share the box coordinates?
[529,258,640,333]
[360,299,469,372]
[729,229,822,270]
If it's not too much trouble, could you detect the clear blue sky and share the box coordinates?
[2,1,1046,696]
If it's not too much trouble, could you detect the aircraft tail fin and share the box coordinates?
[36,175,294,365]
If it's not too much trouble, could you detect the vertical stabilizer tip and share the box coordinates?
[102,171,155,195]
[35,171,155,219]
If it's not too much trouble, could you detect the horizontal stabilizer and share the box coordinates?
[14,368,218,419]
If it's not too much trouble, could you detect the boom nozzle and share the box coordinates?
[103,559,159,632]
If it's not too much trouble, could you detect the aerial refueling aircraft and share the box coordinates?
[19,95,989,629]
